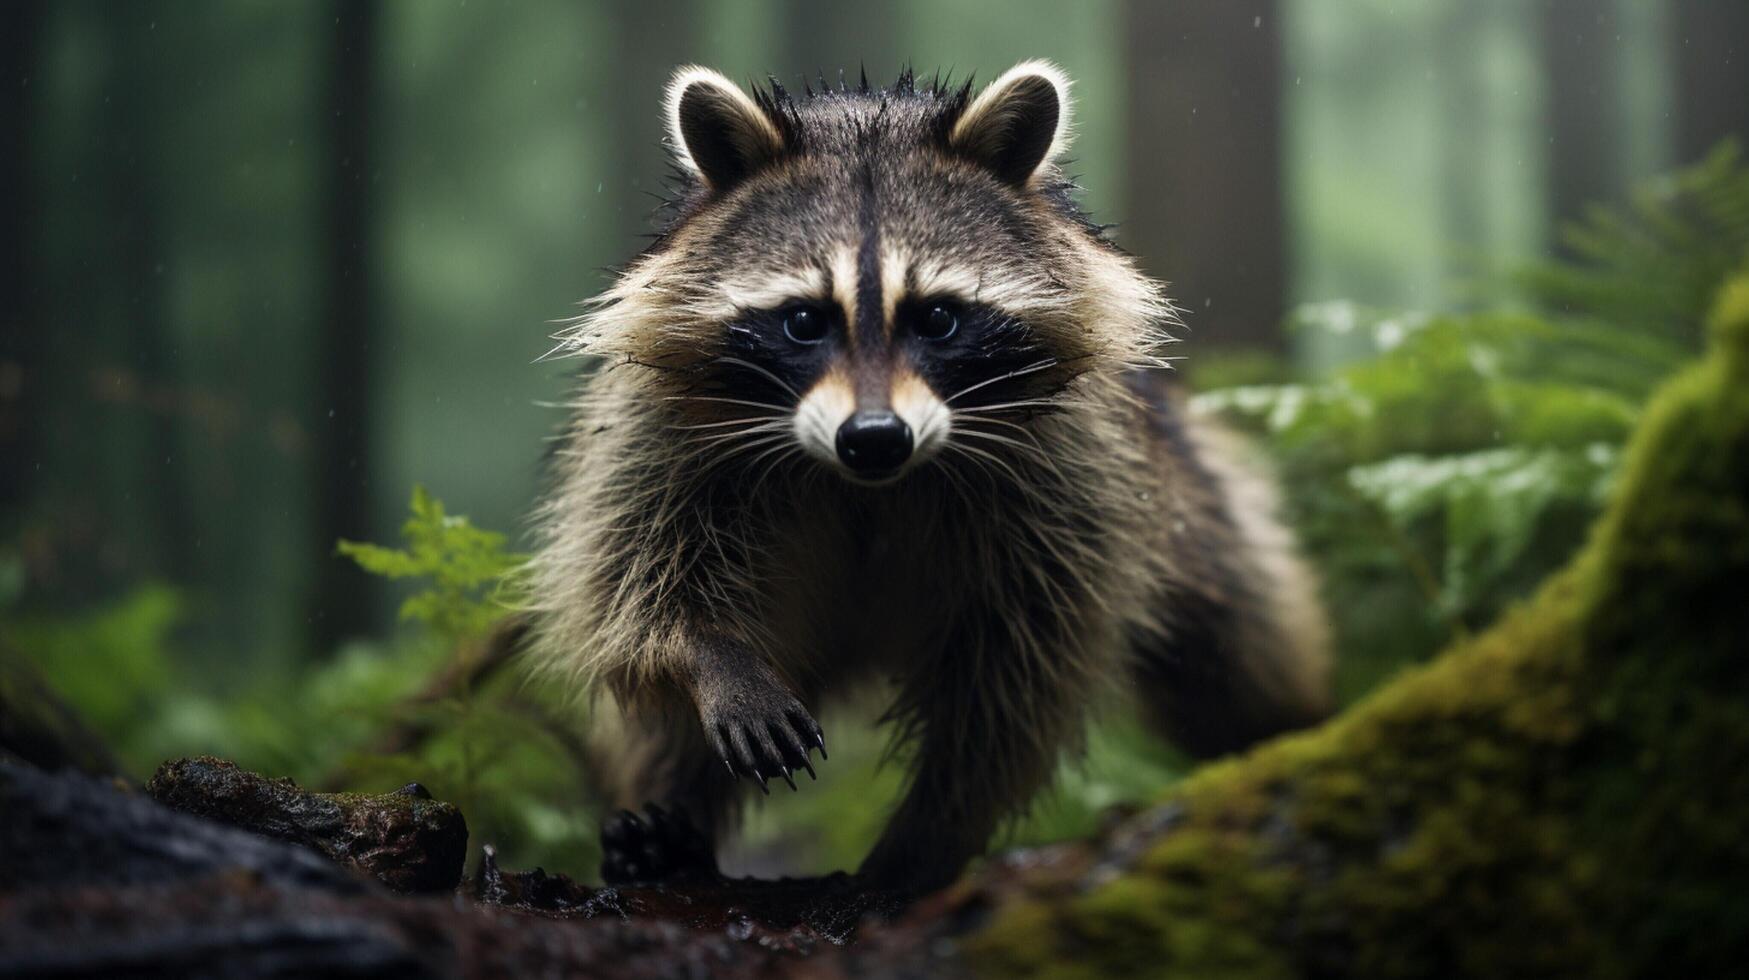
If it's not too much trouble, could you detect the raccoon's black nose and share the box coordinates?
[836,411,913,476]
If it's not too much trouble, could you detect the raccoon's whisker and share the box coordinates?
[942,358,1060,405]
[953,414,1048,447]
[664,395,791,413]
[667,394,786,411]
[953,427,1061,476]
[714,356,801,400]
[954,398,1060,415]
[743,438,802,484]
[953,426,1045,456]
[942,443,1003,493]
[949,440,1059,503]
[932,452,980,508]
[671,415,790,431]
[749,444,804,498]
[747,436,799,466]
[669,435,787,473]
[686,431,791,459]
[534,339,577,363]
[683,422,791,446]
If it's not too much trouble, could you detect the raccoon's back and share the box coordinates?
[1121,368,1334,755]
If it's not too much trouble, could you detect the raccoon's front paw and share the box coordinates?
[600,803,718,885]
[701,690,826,793]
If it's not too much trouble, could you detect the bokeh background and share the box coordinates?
[4,0,1747,876]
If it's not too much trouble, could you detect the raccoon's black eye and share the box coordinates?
[918,303,960,341]
[782,306,828,345]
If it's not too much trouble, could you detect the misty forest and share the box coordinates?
[3,1,1748,977]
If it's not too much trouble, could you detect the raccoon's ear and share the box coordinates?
[665,66,785,192]
[948,60,1072,188]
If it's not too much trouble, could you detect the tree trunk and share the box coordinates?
[1672,0,1749,164]
[1542,0,1624,247]
[1123,0,1285,350]
[0,1,43,530]
[311,0,381,653]
[109,4,191,584]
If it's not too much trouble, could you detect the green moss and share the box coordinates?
[960,276,1749,977]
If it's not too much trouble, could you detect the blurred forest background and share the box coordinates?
[3,0,1748,878]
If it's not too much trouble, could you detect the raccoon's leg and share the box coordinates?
[859,609,1094,894]
[1130,412,1332,758]
[595,642,827,884]
[687,640,826,792]
[594,695,734,884]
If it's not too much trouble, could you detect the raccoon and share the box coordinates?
[530,61,1331,893]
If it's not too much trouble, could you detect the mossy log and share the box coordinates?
[874,276,1749,978]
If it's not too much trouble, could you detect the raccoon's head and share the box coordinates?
[559,62,1171,487]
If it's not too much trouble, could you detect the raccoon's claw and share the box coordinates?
[704,693,825,792]
[599,803,718,885]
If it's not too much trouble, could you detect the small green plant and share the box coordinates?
[337,485,527,645]
[331,486,598,873]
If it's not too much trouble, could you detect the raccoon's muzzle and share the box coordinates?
[835,409,913,476]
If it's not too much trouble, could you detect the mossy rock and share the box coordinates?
[954,277,1749,978]
[146,756,468,893]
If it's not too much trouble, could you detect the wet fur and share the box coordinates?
[530,65,1330,892]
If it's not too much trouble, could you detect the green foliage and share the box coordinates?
[1345,445,1615,620]
[5,488,596,875]
[2,586,445,782]
[1519,141,1749,346]
[1195,147,1749,699]
[1194,308,1644,697]
[338,486,527,645]
[4,586,185,774]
